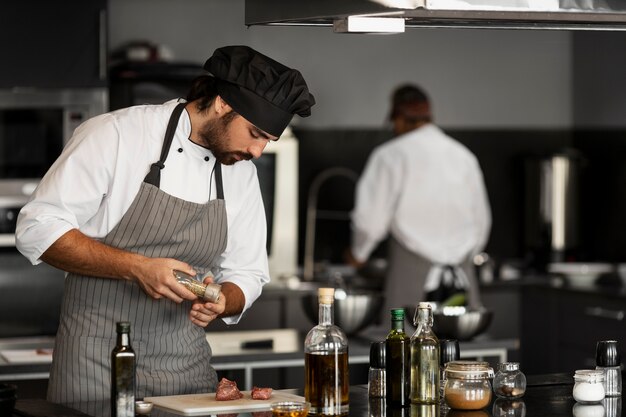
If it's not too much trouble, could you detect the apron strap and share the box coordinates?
[144,102,188,187]
[214,162,224,200]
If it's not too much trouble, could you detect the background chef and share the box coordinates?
[346,83,491,317]
[15,45,315,410]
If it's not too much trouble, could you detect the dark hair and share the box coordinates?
[391,84,430,106]
[389,84,431,123]
[186,75,219,110]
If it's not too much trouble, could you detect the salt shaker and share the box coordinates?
[596,340,622,397]
[573,369,606,404]
[369,341,386,398]
[493,362,527,399]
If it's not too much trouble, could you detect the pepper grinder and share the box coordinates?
[440,339,460,403]
[368,341,386,398]
[596,340,622,397]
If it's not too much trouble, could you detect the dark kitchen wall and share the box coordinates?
[295,127,626,269]
[104,2,626,268]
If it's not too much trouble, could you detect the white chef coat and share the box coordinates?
[351,123,491,267]
[16,99,270,324]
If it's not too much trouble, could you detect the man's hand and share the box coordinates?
[132,257,199,303]
[189,275,226,327]
[189,278,246,327]
[41,228,199,303]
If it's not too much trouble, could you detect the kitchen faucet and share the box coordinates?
[302,167,359,282]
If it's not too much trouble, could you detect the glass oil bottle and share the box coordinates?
[304,287,349,416]
[410,302,440,404]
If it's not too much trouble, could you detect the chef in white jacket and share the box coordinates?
[348,84,491,315]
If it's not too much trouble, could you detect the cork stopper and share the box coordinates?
[318,287,335,305]
[418,302,433,310]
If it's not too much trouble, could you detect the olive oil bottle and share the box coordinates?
[410,302,440,404]
[304,288,349,416]
[111,321,136,417]
[386,308,410,407]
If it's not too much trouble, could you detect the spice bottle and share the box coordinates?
[369,341,386,398]
[173,270,221,303]
[493,362,526,399]
[386,308,410,407]
[444,360,494,410]
[596,340,622,397]
[111,322,136,417]
[410,302,440,404]
[304,287,349,416]
[573,369,605,404]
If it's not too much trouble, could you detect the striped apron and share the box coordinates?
[47,103,227,407]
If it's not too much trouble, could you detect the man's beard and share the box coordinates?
[198,114,253,165]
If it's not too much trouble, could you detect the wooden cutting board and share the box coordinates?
[145,390,305,415]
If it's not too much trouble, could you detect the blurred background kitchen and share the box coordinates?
[2,0,626,398]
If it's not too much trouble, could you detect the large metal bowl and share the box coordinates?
[407,304,493,341]
[433,306,493,341]
[302,290,384,335]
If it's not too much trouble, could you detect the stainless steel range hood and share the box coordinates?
[245,0,626,32]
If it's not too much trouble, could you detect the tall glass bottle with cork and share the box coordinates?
[304,287,349,416]
[410,302,440,404]
[386,308,410,407]
[111,321,136,417]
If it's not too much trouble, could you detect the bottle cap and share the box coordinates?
[440,339,460,366]
[596,340,621,367]
[370,341,386,368]
[318,287,335,304]
[116,321,131,333]
[418,302,433,310]
[390,308,405,321]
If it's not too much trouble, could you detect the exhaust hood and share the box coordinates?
[245,0,626,32]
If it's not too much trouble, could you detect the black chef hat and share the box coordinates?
[204,45,315,137]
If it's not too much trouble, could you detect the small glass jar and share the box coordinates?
[573,370,606,404]
[444,361,495,410]
[493,362,527,399]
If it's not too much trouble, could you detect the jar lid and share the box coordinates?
[574,369,605,383]
[499,362,520,372]
[444,360,494,380]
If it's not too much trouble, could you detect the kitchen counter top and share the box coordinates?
[11,373,623,417]
[481,273,626,299]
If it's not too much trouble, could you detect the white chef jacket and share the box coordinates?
[16,99,270,324]
[351,123,491,266]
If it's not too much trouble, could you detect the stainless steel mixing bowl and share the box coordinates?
[433,306,493,340]
[407,305,493,341]
[302,290,384,335]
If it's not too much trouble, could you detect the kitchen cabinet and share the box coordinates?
[0,0,107,88]
[521,282,626,375]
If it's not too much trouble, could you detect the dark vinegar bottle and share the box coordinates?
[111,321,136,417]
[304,287,349,416]
[386,308,410,407]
